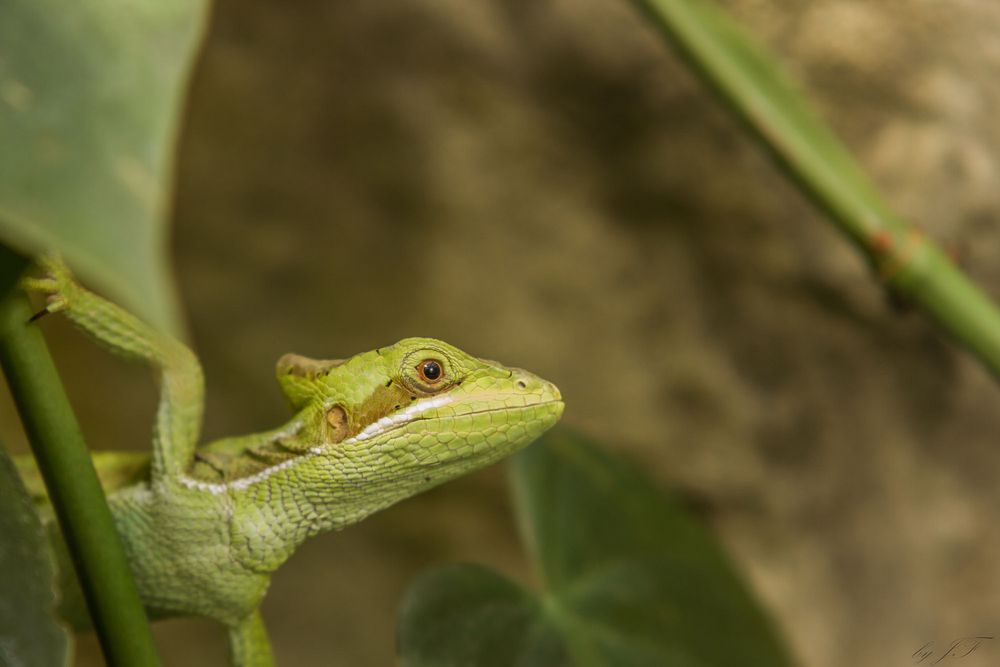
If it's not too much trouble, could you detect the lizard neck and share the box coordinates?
[225,448,425,573]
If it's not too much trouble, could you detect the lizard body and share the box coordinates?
[16,257,564,666]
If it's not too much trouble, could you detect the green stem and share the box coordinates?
[632,0,1000,378]
[0,252,159,666]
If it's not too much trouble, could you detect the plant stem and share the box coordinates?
[632,0,1000,378]
[0,251,159,666]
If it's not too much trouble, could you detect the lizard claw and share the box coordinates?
[27,305,55,323]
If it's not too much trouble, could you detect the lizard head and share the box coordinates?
[274,337,563,517]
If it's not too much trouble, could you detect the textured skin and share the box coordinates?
[20,256,564,666]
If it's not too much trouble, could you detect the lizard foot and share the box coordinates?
[20,253,79,317]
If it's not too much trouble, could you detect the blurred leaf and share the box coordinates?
[631,0,1000,378]
[0,446,69,667]
[397,429,792,667]
[0,246,27,302]
[0,0,210,332]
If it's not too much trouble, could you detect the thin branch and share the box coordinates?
[632,0,1000,378]
[0,250,159,666]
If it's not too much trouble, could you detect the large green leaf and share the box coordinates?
[397,429,793,666]
[0,0,210,332]
[0,447,69,667]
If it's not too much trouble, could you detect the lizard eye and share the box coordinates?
[418,359,443,383]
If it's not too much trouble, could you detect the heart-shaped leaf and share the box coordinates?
[398,428,792,666]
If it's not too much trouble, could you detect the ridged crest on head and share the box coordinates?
[275,354,346,411]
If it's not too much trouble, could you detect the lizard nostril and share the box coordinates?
[517,380,527,389]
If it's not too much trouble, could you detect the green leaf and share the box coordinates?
[396,564,572,665]
[0,0,210,332]
[0,446,69,667]
[397,429,793,667]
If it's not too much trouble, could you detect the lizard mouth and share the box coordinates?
[344,397,565,447]
[412,399,564,426]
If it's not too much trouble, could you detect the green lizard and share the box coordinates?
[14,256,564,666]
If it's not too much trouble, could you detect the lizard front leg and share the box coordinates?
[228,609,276,667]
[21,254,203,481]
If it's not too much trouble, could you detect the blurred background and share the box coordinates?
[5,0,1000,665]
